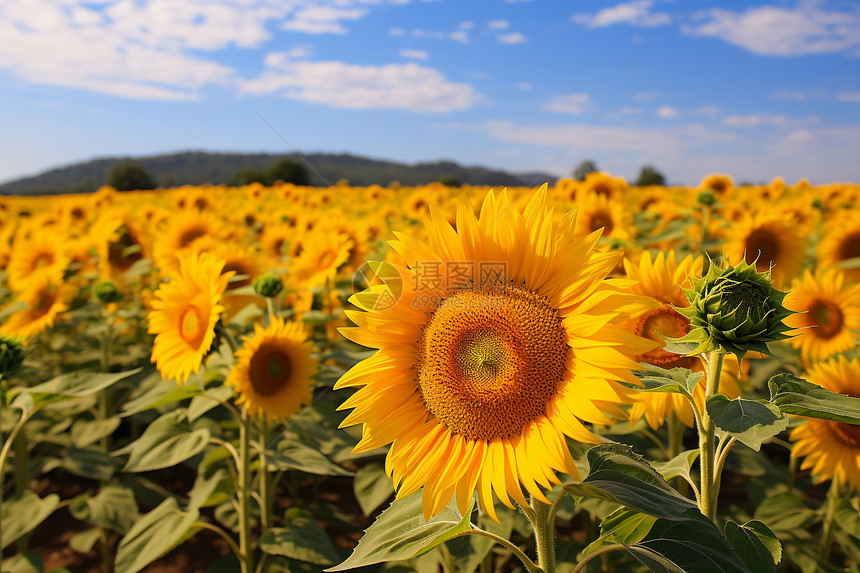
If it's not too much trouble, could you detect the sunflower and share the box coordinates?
[700,173,734,201]
[784,269,860,364]
[0,278,73,339]
[818,211,860,283]
[226,318,317,419]
[790,356,860,489]
[148,251,233,383]
[577,172,628,202]
[152,210,222,275]
[336,186,656,520]
[623,251,741,428]
[722,214,807,288]
[291,229,353,287]
[574,193,632,240]
[6,231,70,291]
[214,243,266,320]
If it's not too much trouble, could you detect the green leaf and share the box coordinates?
[564,444,698,520]
[724,520,781,573]
[62,447,117,481]
[768,373,860,424]
[266,437,352,477]
[259,508,342,565]
[69,528,103,553]
[121,409,210,472]
[0,491,60,549]
[120,380,200,417]
[27,369,141,398]
[70,417,122,449]
[631,363,703,397]
[0,553,42,573]
[325,490,474,571]
[353,462,395,516]
[114,498,200,573]
[753,492,816,536]
[706,396,789,451]
[653,449,700,483]
[187,385,234,422]
[187,468,231,510]
[69,485,139,533]
[582,508,657,557]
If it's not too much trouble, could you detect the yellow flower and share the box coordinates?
[784,269,860,364]
[574,193,633,240]
[790,356,860,489]
[6,232,70,291]
[722,214,807,288]
[818,211,860,283]
[336,186,656,520]
[227,318,317,419]
[148,251,233,383]
[699,173,734,201]
[0,278,73,339]
[623,252,741,428]
[291,229,353,287]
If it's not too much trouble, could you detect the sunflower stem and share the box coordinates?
[530,496,556,573]
[819,480,840,564]
[569,544,625,573]
[238,408,255,573]
[698,351,724,522]
[258,415,272,530]
[463,529,542,573]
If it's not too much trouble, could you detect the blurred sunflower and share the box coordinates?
[577,172,628,202]
[818,212,860,283]
[723,214,807,288]
[623,251,741,429]
[292,230,353,287]
[700,173,734,201]
[152,210,221,274]
[574,193,632,240]
[784,269,860,363]
[6,232,70,290]
[336,186,656,520]
[227,318,317,419]
[148,251,233,383]
[0,278,73,339]
[790,356,860,488]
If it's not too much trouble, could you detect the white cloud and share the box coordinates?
[281,5,366,35]
[498,32,527,44]
[542,93,591,115]
[573,0,671,28]
[400,49,429,60]
[773,88,860,103]
[389,27,407,36]
[836,91,860,103]
[240,52,478,112]
[633,91,660,102]
[458,21,475,30]
[685,4,860,56]
[723,113,789,128]
[516,82,533,91]
[657,105,680,119]
[449,30,469,43]
[489,19,510,29]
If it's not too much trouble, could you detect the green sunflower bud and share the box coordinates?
[253,275,284,298]
[93,280,122,304]
[0,336,26,377]
[670,257,794,361]
[697,190,717,206]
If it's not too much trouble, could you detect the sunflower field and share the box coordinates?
[2,173,860,573]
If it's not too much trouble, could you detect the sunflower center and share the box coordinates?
[33,252,54,270]
[179,306,205,346]
[633,304,698,369]
[809,299,844,339]
[32,289,56,318]
[590,211,614,234]
[745,228,781,271]
[837,231,860,261]
[830,421,860,448]
[178,226,207,248]
[415,285,568,441]
[224,261,252,288]
[249,343,291,396]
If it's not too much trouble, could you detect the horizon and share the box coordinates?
[2,0,859,186]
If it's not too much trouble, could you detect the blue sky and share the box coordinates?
[1,0,859,185]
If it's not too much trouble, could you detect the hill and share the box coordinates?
[0,151,557,195]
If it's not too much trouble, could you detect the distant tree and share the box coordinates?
[635,165,666,186]
[227,169,268,186]
[267,158,310,186]
[107,162,156,191]
[438,175,461,187]
[572,160,598,182]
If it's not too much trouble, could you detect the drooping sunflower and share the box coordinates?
[336,186,656,520]
[723,214,807,288]
[226,318,317,419]
[148,251,233,383]
[790,356,860,489]
[623,251,741,429]
[818,211,860,283]
[784,269,860,364]
[0,278,73,339]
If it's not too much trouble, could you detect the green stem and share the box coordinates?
[195,521,242,560]
[459,529,542,573]
[819,481,840,564]
[698,351,724,522]
[701,205,711,249]
[266,298,276,327]
[238,409,254,573]
[100,528,112,573]
[569,544,625,573]
[530,496,556,573]
[667,413,684,461]
[258,415,271,530]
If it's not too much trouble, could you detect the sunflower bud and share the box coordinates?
[697,190,717,206]
[671,257,794,360]
[254,275,284,298]
[93,280,122,304]
[0,336,26,377]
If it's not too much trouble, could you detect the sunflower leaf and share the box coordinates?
[114,498,200,573]
[631,363,702,397]
[724,520,781,573]
[120,409,210,472]
[768,373,860,425]
[0,491,60,549]
[259,508,342,565]
[325,490,473,571]
[706,396,789,451]
[653,449,700,483]
[582,508,657,558]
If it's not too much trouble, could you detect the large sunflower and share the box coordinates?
[784,269,860,364]
[335,186,656,520]
[623,251,741,429]
[148,251,233,383]
[790,356,860,488]
[226,318,317,419]
[723,214,807,288]
[818,211,860,283]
